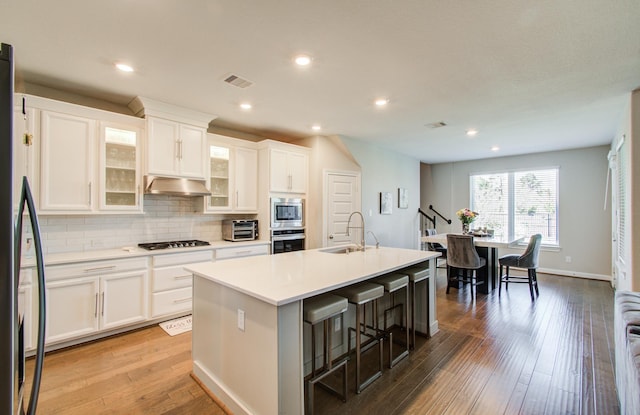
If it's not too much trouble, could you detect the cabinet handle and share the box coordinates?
[288,174,292,190]
[101,292,105,316]
[88,182,92,205]
[178,139,183,160]
[94,293,98,317]
[234,250,252,256]
[84,265,116,272]
[235,190,239,208]
[173,297,191,304]
[175,139,180,159]
[174,274,192,280]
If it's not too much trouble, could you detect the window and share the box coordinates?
[470,168,559,245]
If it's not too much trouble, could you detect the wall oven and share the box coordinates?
[271,229,305,254]
[270,197,304,229]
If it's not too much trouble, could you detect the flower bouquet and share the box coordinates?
[456,208,478,234]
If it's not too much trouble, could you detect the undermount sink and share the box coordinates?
[320,245,370,254]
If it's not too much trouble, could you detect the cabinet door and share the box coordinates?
[13,106,37,211]
[147,117,179,176]
[99,122,142,212]
[40,111,95,211]
[208,144,231,210]
[45,277,99,344]
[288,151,308,194]
[101,270,148,330]
[269,148,290,192]
[178,124,206,178]
[235,147,258,211]
[18,284,33,351]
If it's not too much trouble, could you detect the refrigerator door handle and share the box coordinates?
[15,176,46,415]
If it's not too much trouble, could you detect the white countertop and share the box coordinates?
[186,246,440,306]
[20,239,271,267]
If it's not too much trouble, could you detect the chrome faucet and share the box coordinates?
[346,211,365,251]
[367,231,380,249]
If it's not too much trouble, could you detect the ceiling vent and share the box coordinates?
[426,121,447,129]
[223,74,253,88]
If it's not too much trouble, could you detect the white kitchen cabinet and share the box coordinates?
[150,250,213,318]
[13,104,38,210]
[19,94,145,215]
[18,268,35,352]
[214,243,269,260]
[45,257,148,345]
[266,145,308,194]
[207,134,258,213]
[146,117,207,179]
[99,122,143,212]
[40,110,95,212]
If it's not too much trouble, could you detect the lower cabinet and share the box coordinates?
[45,257,148,345]
[215,243,269,260]
[150,250,213,318]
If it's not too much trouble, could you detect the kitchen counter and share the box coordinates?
[187,246,440,415]
[20,239,271,267]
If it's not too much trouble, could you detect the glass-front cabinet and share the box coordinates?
[209,145,231,210]
[100,123,142,212]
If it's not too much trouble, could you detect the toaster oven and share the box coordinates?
[222,219,258,242]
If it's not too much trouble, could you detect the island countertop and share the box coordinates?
[186,245,440,306]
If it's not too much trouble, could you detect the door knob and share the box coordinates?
[329,235,334,239]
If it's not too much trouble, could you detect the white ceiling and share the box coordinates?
[2,0,639,163]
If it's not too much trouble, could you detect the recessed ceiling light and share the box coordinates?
[466,129,478,137]
[311,124,322,131]
[375,98,389,107]
[294,55,312,66]
[491,146,500,152]
[239,103,252,110]
[115,63,134,72]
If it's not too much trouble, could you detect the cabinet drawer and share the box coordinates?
[152,250,213,268]
[151,287,192,317]
[152,266,193,292]
[47,257,148,281]
[215,244,269,260]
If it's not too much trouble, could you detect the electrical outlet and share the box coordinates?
[334,316,341,331]
[237,309,245,331]
[565,256,572,263]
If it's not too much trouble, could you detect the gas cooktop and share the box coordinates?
[137,240,210,251]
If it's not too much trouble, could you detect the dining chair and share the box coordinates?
[446,234,486,297]
[498,234,542,301]
[426,229,447,268]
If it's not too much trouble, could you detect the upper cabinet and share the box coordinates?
[259,140,309,195]
[19,94,145,214]
[206,134,258,213]
[128,97,216,180]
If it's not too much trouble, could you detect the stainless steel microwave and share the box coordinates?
[270,197,304,229]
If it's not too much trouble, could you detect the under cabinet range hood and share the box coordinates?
[143,175,211,196]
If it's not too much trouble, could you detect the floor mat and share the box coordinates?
[159,315,192,336]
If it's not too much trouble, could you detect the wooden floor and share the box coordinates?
[25,268,619,414]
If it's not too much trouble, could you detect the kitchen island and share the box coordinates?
[186,246,440,415]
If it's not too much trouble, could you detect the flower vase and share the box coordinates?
[462,222,470,234]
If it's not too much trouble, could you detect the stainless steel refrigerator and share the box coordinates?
[1,43,46,415]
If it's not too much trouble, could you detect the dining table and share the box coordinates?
[422,232,525,294]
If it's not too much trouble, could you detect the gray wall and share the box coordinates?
[421,145,612,279]
[341,137,422,249]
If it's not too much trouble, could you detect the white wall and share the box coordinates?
[422,145,612,279]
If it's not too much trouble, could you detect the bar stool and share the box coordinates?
[373,272,409,368]
[402,264,430,349]
[303,294,349,415]
[337,282,385,393]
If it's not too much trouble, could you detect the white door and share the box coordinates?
[178,124,206,178]
[325,172,361,247]
[45,277,100,344]
[235,146,258,211]
[101,270,148,330]
[40,111,95,211]
[147,117,179,176]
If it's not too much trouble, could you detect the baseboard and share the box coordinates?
[537,267,611,282]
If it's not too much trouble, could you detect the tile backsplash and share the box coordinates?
[34,195,226,255]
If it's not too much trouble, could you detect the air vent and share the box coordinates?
[223,74,253,89]
[426,121,447,129]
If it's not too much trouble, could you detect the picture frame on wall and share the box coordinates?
[380,191,392,215]
[398,188,408,209]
